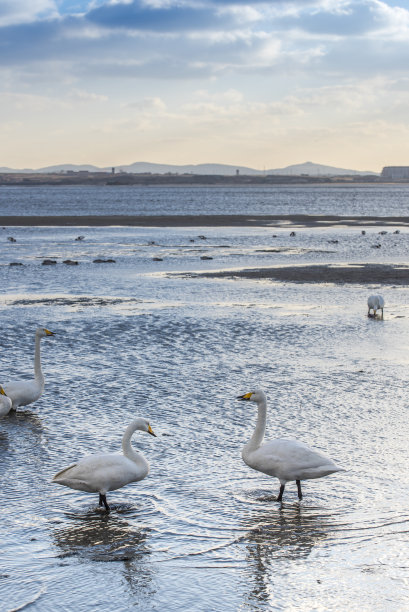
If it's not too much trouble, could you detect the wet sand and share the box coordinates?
[1,214,409,227]
[193,263,409,285]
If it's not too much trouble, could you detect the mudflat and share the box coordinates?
[193,263,409,284]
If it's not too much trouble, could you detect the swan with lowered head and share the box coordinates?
[0,386,12,417]
[238,390,344,502]
[52,418,157,512]
[3,327,55,409]
[367,294,384,318]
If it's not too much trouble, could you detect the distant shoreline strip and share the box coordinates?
[1,214,409,228]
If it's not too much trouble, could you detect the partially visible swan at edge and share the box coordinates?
[3,327,55,409]
[237,390,344,502]
[0,386,12,417]
[52,418,157,512]
[367,294,384,318]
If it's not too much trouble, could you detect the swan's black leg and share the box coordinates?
[100,494,110,512]
[296,480,302,500]
[277,484,285,502]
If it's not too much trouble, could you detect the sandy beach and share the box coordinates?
[1,214,409,227]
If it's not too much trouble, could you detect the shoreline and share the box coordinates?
[1,214,409,228]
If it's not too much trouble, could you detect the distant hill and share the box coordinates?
[114,161,261,175]
[0,161,378,176]
[39,163,103,173]
[268,161,376,176]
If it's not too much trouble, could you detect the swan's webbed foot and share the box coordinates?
[296,479,303,500]
[276,484,285,502]
[99,493,110,512]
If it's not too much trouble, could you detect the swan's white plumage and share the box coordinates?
[238,389,343,500]
[3,327,55,409]
[243,437,341,483]
[367,294,384,317]
[0,386,12,417]
[53,454,148,493]
[52,417,156,509]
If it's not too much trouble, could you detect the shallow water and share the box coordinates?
[0,189,409,611]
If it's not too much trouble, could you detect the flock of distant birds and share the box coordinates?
[0,297,384,511]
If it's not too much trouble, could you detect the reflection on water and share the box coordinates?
[0,429,9,454]
[242,505,332,607]
[244,505,330,562]
[52,512,155,599]
[0,410,46,484]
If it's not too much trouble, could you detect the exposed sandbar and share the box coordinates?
[1,214,409,227]
[194,264,409,285]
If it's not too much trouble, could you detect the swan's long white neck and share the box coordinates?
[34,333,44,387]
[246,396,267,452]
[122,421,147,466]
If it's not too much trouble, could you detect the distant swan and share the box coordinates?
[367,294,384,318]
[0,386,12,417]
[237,390,344,501]
[3,327,55,409]
[52,418,157,512]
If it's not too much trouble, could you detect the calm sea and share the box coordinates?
[0,183,409,216]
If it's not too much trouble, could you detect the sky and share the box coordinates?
[1,0,409,171]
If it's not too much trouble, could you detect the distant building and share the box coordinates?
[112,167,115,174]
[381,166,409,179]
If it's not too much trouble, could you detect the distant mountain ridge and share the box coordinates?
[0,161,378,176]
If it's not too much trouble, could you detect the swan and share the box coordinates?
[367,294,384,318]
[52,418,157,512]
[3,327,55,409]
[0,386,12,417]
[237,390,344,501]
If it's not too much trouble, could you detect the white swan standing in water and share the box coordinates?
[3,327,55,409]
[367,294,385,318]
[237,390,344,502]
[0,387,12,417]
[52,418,157,512]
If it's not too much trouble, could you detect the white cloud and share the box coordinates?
[0,0,58,26]
[369,0,409,39]
[70,88,109,101]
[126,96,167,111]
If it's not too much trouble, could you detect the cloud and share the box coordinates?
[85,1,230,31]
[2,0,409,170]
[1,0,409,79]
[126,96,167,111]
[0,0,58,26]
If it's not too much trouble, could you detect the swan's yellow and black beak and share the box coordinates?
[0,386,7,397]
[237,392,253,401]
[44,328,55,336]
[148,425,157,437]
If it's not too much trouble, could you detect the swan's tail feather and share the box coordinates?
[297,464,345,480]
[52,463,78,481]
